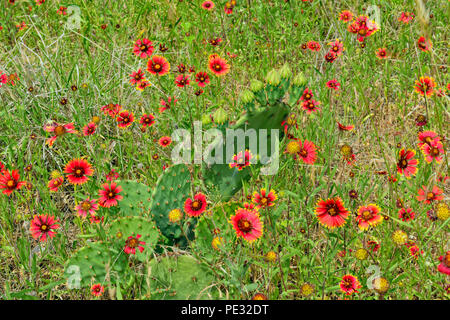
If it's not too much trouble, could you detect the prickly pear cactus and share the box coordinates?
[63,242,128,288]
[108,216,160,262]
[149,164,194,248]
[148,255,219,299]
[194,202,239,257]
[202,103,289,201]
[116,180,152,216]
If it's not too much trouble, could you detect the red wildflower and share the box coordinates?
[328,39,344,56]
[147,55,170,76]
[339,274,361,296]
[140,113,155,128]
[437,251,450,275]
[48,176,64,192]
[82,122,96,136]
[337,122,354,131]
[124,234,146,255]
[195,71,210,87]
[101,103,121,118]
[57,6,67,15]
[324,51,337,63]
[356,204,383,230]
[315,197,349,229]
[159,96,177,113]
[417,36,432,52]
[175,74,190,87]
[302,99,321,114]
[208,54,230,76]
[326,79,341,91]
[44,122,77,147]
[75,198,98,218]
[418,131,440,150]
[339,10,353,22]
[307,41,321,51]
[398,207,416,222]
[229,150,253,171]
[106,169,119,182]
[91,284,104,297]
[398,12,414,24]
[208,38,222,46]
[414,76,436,97]
[98,182,123,208]
[116,110,134,128]
[421,139,444,164]
[0,169,26,195]
[202,1,215,10]
[416,185,444,204]
[376,48,388,59]
[224,1,234,14]
[158,136,172,147]
[396,149,418,178]
[184,192,208,217]
[133,38,154,58]
[64,159,93,185]
[129,69,146,85]
[230,208,263,242]
[30,214,60,242]
[252,189,277,209]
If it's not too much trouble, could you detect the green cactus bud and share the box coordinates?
[279,63,292,79]
[293,72,307,86]
[202,113,212,125]
[240,89,255,104]
[250,79,264,92]
[213,107,228,124]
[265,69,281,86]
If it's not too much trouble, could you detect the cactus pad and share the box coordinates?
[116,180,152,217]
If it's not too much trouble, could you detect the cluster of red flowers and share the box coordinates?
[298,87,321,114]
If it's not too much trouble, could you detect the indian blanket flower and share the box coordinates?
[44,122,77,147]
[356,204,383,230]
[147,55,170,76]
[328,39,344,56]
[230,208,263,242]
[300,88,314,101]
[324,51,337,63]
[184,192,208,217]
[208,38,222,46]
[139,113,155,128]
[136,80,151,91]
[75,198,98,218]
[101,103,121,118]
[106,169,119,181]
[376,48,387,59]
[326,79,340,91]
[302,99,321,114]
[82,122,96,136]
[30,214,60,242]
[418,130,440,150]
[437,251,450,275]
[98,182,123,208]
[202,1,215,10]
[175,74,190,87]
[252,189,277,209]
[396,149,418,178]
[158,136,172,147]
[208,54,230,76]
[315,197,349,229]
[124,234,146,255]
[91,284,104,297]
[229,150,253,171]
[337,122,354,131]
[399,12,414,24]
[133,38,154,58]
[414,76,436,97]
[421,139,444,164]
[64,159,93,185]
[195,71,210,87]
[339,10,353,22]
[398,207,416,222]
[116,110,134,128]
[348,15,379,42]
[48,176,64,192]
[417,185,444,204]
[224,1,234,14]
[57,6,67,15]
[129,69,146,85]
[307,41,321,51]
[0,169,26,195]
[417,36,432,52]
[159,96,177,113]
[295,139,317,164]
[340,274,361,296]
[0,73,7,87]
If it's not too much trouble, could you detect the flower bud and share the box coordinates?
[279,63,292,79]
[240,89,255,104]
[250,79,264,92]
[265,69,281,86]
[293,72,307,86]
